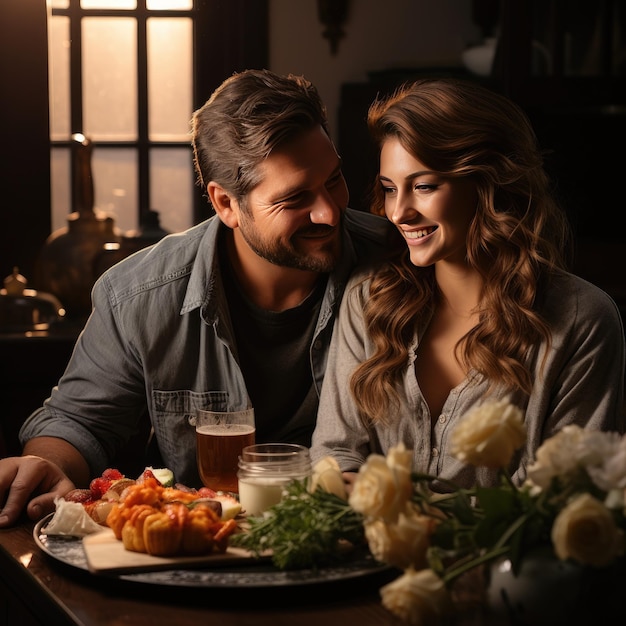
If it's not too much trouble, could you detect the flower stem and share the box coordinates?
[442,545,510,584]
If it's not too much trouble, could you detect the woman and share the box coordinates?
[310,78,626,489]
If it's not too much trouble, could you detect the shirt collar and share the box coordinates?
[180,215,222,316]
[180,213,359,319]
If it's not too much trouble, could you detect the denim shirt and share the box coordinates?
[20,210,393,486]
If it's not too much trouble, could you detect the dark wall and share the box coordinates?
[525,104,626,242]
[339,74,626,319]
[340,78,626,246]
[0,0,51,284]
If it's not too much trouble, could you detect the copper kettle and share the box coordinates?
[36,134,121,320]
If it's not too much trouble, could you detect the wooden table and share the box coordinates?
[0,520,406,626]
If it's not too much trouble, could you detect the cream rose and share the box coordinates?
[386,443,413,480]
[585,432,626,492]
[349,444,413,522]
[526,425,586,489]
[309,456,348,500]
[528,427,625,492]
[604,487,625,513]
[450,398,526,468]
[380,567,452,626]
[551,493,625,567]
[364,504,437,570]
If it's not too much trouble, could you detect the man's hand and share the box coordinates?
[0,455,77,527]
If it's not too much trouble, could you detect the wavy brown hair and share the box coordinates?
[351,78,571,423]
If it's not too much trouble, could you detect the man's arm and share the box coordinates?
[23,437,91,485]
[0,437,90,527]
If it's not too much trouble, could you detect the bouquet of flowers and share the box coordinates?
[233,398,626,625]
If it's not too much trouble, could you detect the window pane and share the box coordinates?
[49,0,69,9]
[147,0,193,9]
[150,148,193,233]
[48,15,71,141]
[51,147,72,232]
[148,17,193,141]
[83,17,137,141]
[93,148,139,232]
[81,0,137,8]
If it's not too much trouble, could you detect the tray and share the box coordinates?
[34,513,389,588]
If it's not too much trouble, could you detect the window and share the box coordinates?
[49,0,196,235]
[0,0,266,282]
[47,0,268,235]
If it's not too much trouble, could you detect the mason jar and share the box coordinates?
[237,443,312,516]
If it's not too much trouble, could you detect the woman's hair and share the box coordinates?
[191,69,329,206]
[351,77,571,423]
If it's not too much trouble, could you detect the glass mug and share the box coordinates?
[194,408,255,493]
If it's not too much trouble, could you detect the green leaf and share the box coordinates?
[473,486,524,548]
[230,481,365,570]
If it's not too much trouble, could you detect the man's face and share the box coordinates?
[235,125,349,273]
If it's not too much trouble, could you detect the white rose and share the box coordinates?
[364,504,437,570]
[604,487,625,512]
[309,456,348,500]
[450,398,526,468]
[551,493,625,567]
[585,432,626,492]
[576,430,621,468]
[526,425,586,489]
[386,443,413,478]
[349,444,413,522]
[380,567,452,626]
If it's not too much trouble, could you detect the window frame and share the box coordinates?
[50,0,268,230]
[0,0,267,281]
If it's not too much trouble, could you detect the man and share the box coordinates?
[0,69,395,527]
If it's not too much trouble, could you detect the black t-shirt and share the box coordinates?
[222,260,327,446]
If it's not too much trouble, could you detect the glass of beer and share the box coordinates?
[194,408,255,493]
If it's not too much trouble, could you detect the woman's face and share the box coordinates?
[379,137,478,268]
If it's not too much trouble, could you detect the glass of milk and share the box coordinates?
[238,443,312,516]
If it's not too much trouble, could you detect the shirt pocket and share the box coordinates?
[151,389,228,484]
[153,389,229,423]
[151,389,229,461]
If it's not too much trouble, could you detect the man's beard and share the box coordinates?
[238,216,343,273]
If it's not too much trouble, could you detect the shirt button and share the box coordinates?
[313,339,322,351]
[438,414,447,424]
[432,447,439,457]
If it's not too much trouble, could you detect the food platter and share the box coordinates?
[34,513,390,589]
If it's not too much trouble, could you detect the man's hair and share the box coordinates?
[191,69,329,202]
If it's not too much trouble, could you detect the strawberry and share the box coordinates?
[88,468,125,498]
[102,468,123,481]
[89,476,112,499]
[140,468,156,482]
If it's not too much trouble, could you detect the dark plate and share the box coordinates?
[34,513,390,589]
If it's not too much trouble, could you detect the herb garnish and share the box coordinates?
[230,480,366,569]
